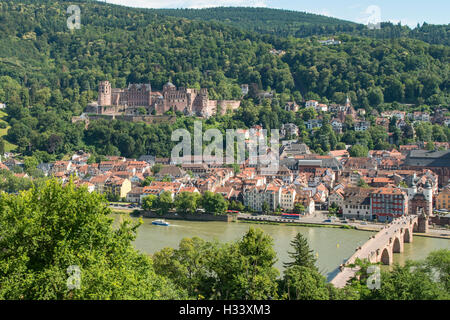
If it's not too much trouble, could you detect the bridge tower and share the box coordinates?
[418,211,429,233]
[418,181,432,233]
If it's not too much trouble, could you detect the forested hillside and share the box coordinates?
[153,6,361,38]
[154,7,450,46]
[0,0,448,161]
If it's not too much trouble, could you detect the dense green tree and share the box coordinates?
[0,169,39,193]
[23,156,38,175]
[154,228,279,300]
[151,164,163,175]
[174,192,201,215]
[229,200,245,212]
[141,176,156,186]
[328,202,340,215]
[0,179,185,299]
[142,194,157,211]
[348,144,369,157]
[262,201,270,214]
[0,138,5,155]
[153,237,218,298]
[416,249,450,292]
[368,87,384,107]
[280,266,330,300]
[346,254,450,300]
[358,179,370,188]
[153,191,174,215]
[213,228,279,300]
[201,191,228,215]
[283,233,317,270]
[293,203,305,214]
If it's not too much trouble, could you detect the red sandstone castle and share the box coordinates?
[95,80,240,118]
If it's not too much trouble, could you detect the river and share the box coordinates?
[127,217,449,281]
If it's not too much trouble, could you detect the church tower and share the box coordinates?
[345,95,351,107]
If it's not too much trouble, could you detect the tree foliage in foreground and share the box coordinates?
[153,228,279,300]
[345,252,450,300]
[0,179,185,299]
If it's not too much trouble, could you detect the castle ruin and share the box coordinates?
[91,80,241,118]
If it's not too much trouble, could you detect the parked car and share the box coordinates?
[323,219,332,223]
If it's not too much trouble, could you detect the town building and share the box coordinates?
[280,187,296,211]
[305,100,319,109]
[318,38,342,45]
[328,189,344,209]
[370,188,408,222]
[243,184,281,212]
[284,102,299,112]
[280,142,311,159]
[306,119,323,130]
[295,190,315,215]
[436,186,450,210]
[331,118,343,133]
[342,187,374,220]
[354,120,370,131]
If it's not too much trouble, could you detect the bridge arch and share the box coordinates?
[393,236,403,253]
[403,228,412,243]
[413,221,418,232]
[380,247,392,265]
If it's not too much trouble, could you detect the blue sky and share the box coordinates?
[103,0,449,27]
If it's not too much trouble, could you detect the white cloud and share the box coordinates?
[306,8,333,18]
[104,0,268,9]
[356,5,381,25]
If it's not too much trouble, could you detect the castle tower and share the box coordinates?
[98,81,112,106]
[424,180,433,215]
[163,81,176,93]
[407,181,417,200]
[423,181,432,203]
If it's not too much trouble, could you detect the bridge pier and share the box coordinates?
[403,227,413,243]
[380,247,392,265]
[418,215,429,233]
[393,236,403,253]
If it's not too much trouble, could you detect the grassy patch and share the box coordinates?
[111,208,134,214]
[0,110,17,152]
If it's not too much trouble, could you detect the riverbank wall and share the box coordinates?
[237,216,356,229]
[141,211,233,222]
[430,215,450,227]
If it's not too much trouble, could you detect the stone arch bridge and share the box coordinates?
[331,215,424,288]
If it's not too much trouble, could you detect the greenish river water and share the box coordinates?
[128,217,449,281]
